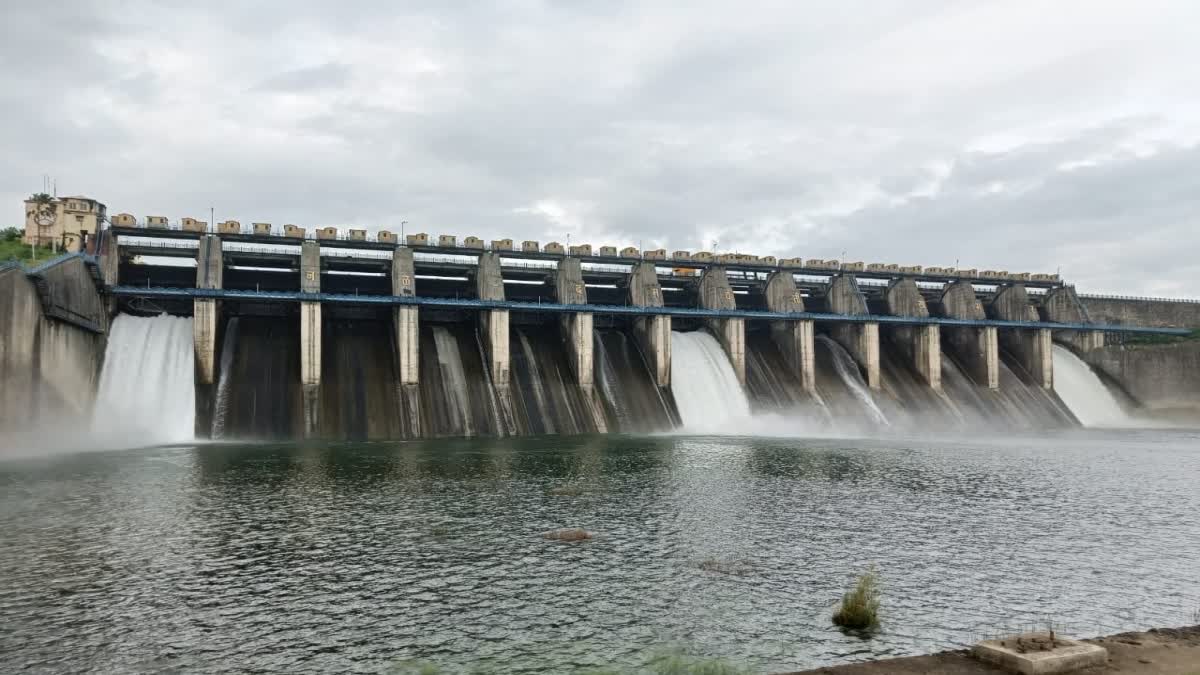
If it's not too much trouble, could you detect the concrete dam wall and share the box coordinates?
[1084,342,1200,418]
[6,225,1200,444]
[0,257,105,432]
[1080,296,1200,329]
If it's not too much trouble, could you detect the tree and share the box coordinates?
[0,227,20,242]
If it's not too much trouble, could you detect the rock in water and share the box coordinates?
[542,528,591,541]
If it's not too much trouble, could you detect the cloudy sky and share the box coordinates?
[4,1,1199,295]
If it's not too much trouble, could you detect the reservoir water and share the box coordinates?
[2,430,1197,673]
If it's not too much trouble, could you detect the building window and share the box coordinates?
[76,215,84,222]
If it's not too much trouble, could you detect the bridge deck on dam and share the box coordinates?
[107,285,1190,335]
[110,225,1064,289]
[115,240,1048,311]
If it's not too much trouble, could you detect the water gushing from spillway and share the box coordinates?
[92,314,195,444]
[670,330,750,432]
[210,317,238,439]
[1052,344,1136,427]
[818,335,889,427]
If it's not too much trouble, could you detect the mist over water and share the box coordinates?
[91,314,195,445]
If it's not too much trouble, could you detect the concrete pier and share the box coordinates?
[827,275,880,389]
[884,279,941,390]
[194,235,222,386]
[1042,286,1103,352]
[556,257,606,431]
[391,248,419,385]
[990,284,1052,389]
[100,233,119,288]
[698,267,745,384]
[939,280,999,389]
[476,251,510,388]
[627,261,670,387]
[555,258,593,386]
[391,247,421,437]
[763,271,815,392]
[300,241,321,436]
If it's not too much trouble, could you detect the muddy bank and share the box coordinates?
[785,625,1200,675]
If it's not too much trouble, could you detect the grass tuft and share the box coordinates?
[832,566,881,631]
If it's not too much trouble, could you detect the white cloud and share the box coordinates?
[4,0,1200,294]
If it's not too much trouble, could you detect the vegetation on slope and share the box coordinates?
[0,227,55,266]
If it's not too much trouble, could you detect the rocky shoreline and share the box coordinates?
[786,625,1200,675]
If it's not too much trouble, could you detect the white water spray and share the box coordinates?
[92,314,195,444]
[594,330,630,425]
[670,331,750,432]
[210,317,239,439]
[1052,344,1136,427]
[819,336,889,427]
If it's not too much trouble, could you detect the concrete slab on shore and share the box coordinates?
[973,632,1105,674]
[784,625,1200,675]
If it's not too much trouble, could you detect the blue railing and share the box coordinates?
[25,252,98,276]
[107,285,1191,335]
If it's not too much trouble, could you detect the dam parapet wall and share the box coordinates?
[1079,295,1200,330]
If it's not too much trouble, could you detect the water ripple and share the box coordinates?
[1,430,1198,673]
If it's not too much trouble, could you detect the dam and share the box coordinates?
[5,214,1200,674]
[2,214,1195,442]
